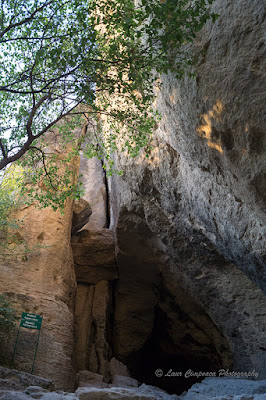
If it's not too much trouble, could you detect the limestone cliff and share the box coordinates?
[107,0,266,390]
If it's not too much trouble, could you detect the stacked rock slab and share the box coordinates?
[72,229,117,380]
[72,150,117,380]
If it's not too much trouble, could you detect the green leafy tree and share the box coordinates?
[0,166,27,257]
[0,167,23,235]
[0,0,217,209]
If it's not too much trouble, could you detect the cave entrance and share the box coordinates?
[122,290,233,395]
[112,217,233,395]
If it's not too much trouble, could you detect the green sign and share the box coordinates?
[11,312,43,374]
[20,312,42,330]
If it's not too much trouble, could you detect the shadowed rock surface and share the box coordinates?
[71,200,92,236]
[107,0,266,392]
[0,367,53,392]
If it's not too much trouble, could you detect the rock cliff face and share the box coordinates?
[0,0,265,396]
[72,152,116,380]
[0,194,77,390]
[107,0,266,391]
[0,133,79,390]
[72,229,117,378]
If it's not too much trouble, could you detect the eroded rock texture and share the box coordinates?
[72,199,92,236]
[0,133,80,390]
[72,229,117,380]
[107,0,266,392]
[79,156,108,230]
[0,200,77,390]
[0,0,265,395]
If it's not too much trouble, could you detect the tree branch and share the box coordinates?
[0,139,7,158]
[0,63,86,94]
[0,0,54,40]
[26,94,50,138]
[0,137,34,170]
[0,96,85,171]
[33,98,85,140]
[29,146,56,190]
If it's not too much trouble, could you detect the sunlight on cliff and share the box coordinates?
[196,100,224,153]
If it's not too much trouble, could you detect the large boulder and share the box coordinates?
[72,229,117,284]
[71,199,92,236]
[0,366,53,392]
[181,378,266,400]
[76,384,179,400]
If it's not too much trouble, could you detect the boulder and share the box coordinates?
[181,378,266,400]
[78,156,107,230]
[77,371,108,389]
[71,200,92,236]
[0,392,31,400]
[72,229,117,284]
[109,358,130,378]
[110,375,139,389]
[0,367,54,391]
[76,385,179,400]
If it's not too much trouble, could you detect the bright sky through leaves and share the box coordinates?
[0,0,217,208]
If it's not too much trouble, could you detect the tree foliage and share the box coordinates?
[0,165,54,258]
[0,0,217,208]
[0,294,17,333]
[0,166,23,237]
[0,166,26,256]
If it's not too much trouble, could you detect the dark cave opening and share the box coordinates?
[125,306,231,395]
[112,225,233,396]
[126,340,207,395]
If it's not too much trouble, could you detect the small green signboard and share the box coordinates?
[11,312,43,374]
[20,312,42,330]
